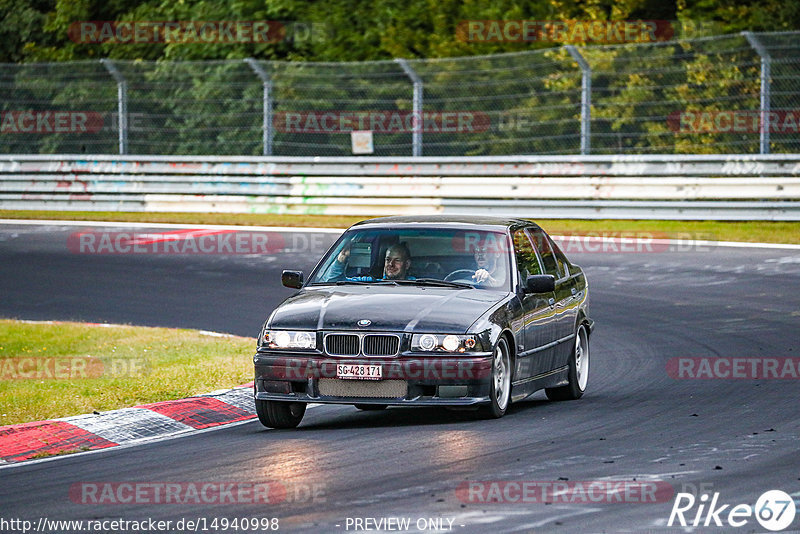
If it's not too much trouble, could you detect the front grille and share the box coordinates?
[319,378,407,398]
[363,334,400,356]
[324,332,401,357]
[325,334,360,356]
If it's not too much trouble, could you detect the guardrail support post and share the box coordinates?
[742,32,772,155]
[100,59,128,155]
[395,58,423,157]
[565,46,591,155]
[245,58,274,156]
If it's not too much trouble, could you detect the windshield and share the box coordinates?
[309,227,511,291]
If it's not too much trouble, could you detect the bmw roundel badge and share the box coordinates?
[357,319,371,327]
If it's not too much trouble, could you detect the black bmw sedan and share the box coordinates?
[253,216,593,428]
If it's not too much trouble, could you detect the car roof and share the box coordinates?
[351,215,538,231]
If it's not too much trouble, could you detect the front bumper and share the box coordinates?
[253,351,494,406]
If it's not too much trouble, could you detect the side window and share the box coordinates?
[552,240,570,278]
[513,229,543,282]
[527,228,560,278]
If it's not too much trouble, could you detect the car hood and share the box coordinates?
[268,285,508,333]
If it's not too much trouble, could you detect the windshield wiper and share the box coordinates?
[394,278,473,289]
[334,280,398,285]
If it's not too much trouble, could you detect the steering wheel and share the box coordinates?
[444,269,476,282]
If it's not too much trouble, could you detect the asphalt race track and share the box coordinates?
[1,222,799,533]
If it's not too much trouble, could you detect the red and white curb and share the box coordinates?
[0,321,260,463]
[0,384,257,464]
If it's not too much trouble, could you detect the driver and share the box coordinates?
[324,242,414,281]
[470,245,505,287]
[382,242,412,280]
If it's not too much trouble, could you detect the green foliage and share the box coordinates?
[1,1,798,155]
[3,0,798,63]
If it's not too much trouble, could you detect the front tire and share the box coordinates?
[479,337,512,419]
[546,324,589,401]
[255,399,306,428]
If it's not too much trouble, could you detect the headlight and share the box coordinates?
[262,330,317,350]
[411,334,481,353]
[418,334,437,351]
[442,335,460,352]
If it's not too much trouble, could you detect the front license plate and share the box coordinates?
[336,364,382,380]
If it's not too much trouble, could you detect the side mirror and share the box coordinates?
[281,270,304,289]
[525,274,555,293]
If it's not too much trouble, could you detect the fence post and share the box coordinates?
[244,58,274,156]
[742,32,772,154]
[395,58,423,157]
[100,59,128,155]
[565,46,591,155]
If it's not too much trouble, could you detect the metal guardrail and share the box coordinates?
[1,154,799,220]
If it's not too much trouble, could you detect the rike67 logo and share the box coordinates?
[668,490,796,531]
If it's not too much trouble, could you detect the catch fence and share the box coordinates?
[1,31,798,157]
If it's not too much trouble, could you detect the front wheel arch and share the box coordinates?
[545,324,589,401]
[493,329,517,401]
[478,334,514,419]
[574,309,592,338]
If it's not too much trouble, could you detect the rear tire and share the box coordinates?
[478,337,512,419]
[255,399,306,428]
[354,404,387,411]
[546,324,589,401]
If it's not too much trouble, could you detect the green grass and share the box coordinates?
[538,219,800,245]
[0,319,255,426]
[1,210,799,244]
[0,210,365,229]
